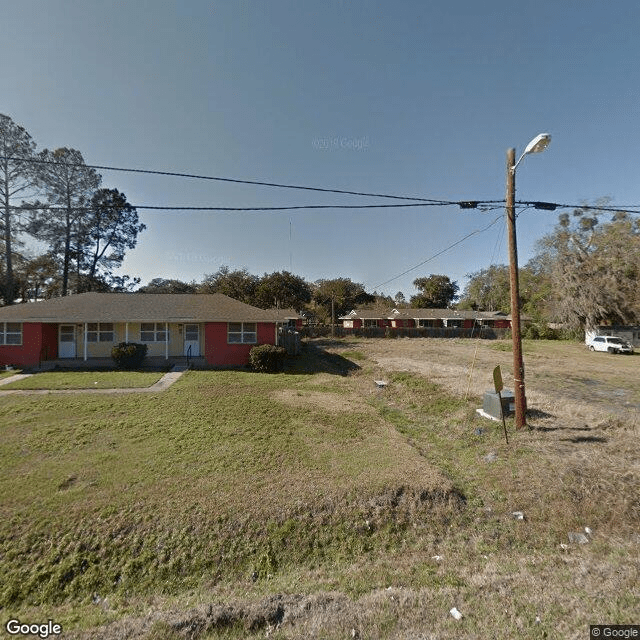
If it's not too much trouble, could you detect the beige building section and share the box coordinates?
[66,322,204,359]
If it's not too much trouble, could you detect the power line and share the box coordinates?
[6,155,640,214]
[6,155,640,219]
[516,200,640,213]
[10,202,458,212]
[370,214,503,290]
[0,154,457,204]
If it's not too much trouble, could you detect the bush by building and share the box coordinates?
[111,342,148,369]
[249,344,287,373]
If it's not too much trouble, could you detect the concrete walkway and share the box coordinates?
[0,366,187,396]
[0,373,33,386]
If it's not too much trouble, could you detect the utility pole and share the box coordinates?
[506,147,526,429]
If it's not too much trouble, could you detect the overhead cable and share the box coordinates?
[370,214,503,290]
[0,154,454,204]
[9,202,457,212]
[5,155,640,214]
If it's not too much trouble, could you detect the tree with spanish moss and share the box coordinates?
[535,203,640,330]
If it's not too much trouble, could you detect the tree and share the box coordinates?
[78,188,145,290]
[410,274,459,308]
[519,256,554,322]
[458,262,553,323]
[458,265,511,312]
[254,270,311,310]
[358,292,395,311]
[198,266,259,303]
[0,114,37,304]
[535,204,640,330]
[312,278,375,324]
[394,291,407,307]
[108,274,141,292]
[19,253,60,301]
[137,278,197,293]
[28,148,101,296]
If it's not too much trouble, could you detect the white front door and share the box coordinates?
[59,324,76,358]
[184,324,200,356]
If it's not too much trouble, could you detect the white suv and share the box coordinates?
[588,336,634,354]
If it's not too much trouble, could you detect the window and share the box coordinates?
[363,319,378,328]
[0,322,22,345]
[140,323,168,342]
[228,322,257,344]
[418,319,439,328]
[86,323,114,342]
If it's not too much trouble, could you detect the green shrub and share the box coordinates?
[523,323,561,340]
[249,344,287,373]
[111,342,148,369]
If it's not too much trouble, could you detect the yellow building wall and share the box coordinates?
[69,323,202,359]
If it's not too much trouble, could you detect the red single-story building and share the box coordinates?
[0,292,281,368]
[338,309,395,329]
[339,308,513,329]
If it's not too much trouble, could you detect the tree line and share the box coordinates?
[134,269,461,325]
[1,114,145,304]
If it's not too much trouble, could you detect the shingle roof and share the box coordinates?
[395,308,511,321]
[269,308,303,321]
[0,293,279,323]
[338,309,395,320]
[339,308,513,321]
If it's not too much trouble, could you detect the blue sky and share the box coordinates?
[2,0,639,299]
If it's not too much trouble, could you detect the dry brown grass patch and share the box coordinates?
[271,389,368,414]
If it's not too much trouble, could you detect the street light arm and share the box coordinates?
[510,133,551,174]
[511,151,527,174]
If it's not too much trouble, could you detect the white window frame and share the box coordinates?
[228,322,257,344]
[363,319,378,328]
[0,322,22,345]
[86,322,115,342]
[140,322,168,342]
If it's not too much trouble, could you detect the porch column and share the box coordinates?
[83,323,88,361]
[125,322,129,342]
[165,322,169,360]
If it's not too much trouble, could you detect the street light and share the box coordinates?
[506,133,551,429]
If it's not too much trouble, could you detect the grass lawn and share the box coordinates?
[0,370,164,390]
[0,341,638,639]
[0,368,21,380]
